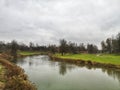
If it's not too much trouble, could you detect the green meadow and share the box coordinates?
[18,51,42,56]
[54,54,120,65]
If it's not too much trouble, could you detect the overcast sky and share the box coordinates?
[0,0,120,48]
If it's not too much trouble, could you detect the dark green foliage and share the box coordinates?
[10,40,18,60]
[0,41,6,53]
[112,39,119,53]
[78,43,86,52]
[19,43,29,51]
[59,39,68,55]
[116,33,120,52]
[68,42,78,54]
[48,45,57,54]
[87,44,98,54]
[101,41,107,53]
[59,39,87,55]
[101,39,112,53]
[101,32,120,53]
[0,32,120,55]
[106,38,112,53]
[29,42,34,51]
[59,62,67,75]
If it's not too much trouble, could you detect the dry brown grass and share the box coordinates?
[0,53,37,90]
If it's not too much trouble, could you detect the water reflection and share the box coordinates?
[17,55,120,87]
[59,62,67,75]
[57,60,120,83]
[102,68,120,82]
[17,55,120,81]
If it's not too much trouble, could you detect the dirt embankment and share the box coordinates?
[49,55,120,69]
[0,53,37,90]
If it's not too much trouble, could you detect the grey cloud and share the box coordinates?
[0,0,120,48]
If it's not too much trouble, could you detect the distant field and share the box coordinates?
[54,54,120,65]
[18,52,120,65]
[18,51,42,56]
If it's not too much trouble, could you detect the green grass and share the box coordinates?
[18,51,42,56]
[54,53,120,65]
[18,51,48,56]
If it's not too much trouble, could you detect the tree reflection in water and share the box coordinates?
[59,62,67,75]
[17,55,120,84]
[58,60,120,84]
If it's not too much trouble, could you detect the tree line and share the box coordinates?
[59,39,98,55]
[0,40,98,57]
[0,32,120,57]
[101,33,120,53]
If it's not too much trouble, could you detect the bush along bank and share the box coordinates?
[49,54,120,69]
[0,54,37,90]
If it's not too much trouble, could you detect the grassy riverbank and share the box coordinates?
[18,51,47,56]
[19,51,120,66]
[54,54,120,65]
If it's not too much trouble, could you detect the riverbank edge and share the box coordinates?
[0,54,37,90]
[20,52,120,69]
[18,51,48,58]
[49,54,120,69]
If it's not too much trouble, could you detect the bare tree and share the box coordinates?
[59,39,68,55]
[106,38,112,53]
[101,41,107,53]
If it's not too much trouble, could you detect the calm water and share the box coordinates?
[16,55,120,90]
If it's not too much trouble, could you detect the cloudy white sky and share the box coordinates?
[0,0,120,47]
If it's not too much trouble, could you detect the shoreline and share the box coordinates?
[49,54,120,69]
[18,52,120,69]
[18,51,48,57]
[0,53,37,90]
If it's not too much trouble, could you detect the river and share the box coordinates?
[16,55,120,90]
